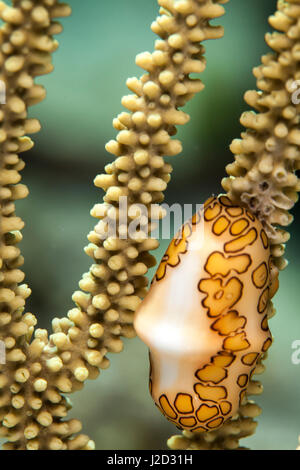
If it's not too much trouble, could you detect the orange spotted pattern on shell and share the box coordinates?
[134,196,277,432]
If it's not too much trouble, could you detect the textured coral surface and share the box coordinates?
[0,0,229,450]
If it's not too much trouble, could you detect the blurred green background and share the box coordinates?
[11,0,300,450]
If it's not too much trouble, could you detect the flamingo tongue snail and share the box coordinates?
[134,195,278,432]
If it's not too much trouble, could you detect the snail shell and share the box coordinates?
[134,195,277,432]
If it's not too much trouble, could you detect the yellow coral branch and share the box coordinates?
[168,0,300,450]
[0,0,228,450]
[0,0,79,450]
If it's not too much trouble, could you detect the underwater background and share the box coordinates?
[14,0,300,450]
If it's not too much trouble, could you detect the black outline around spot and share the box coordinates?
[174,392,194,415]
[204,251,252,277]
[212,215,231,236]
[229,217,250,236]
[224,228,258,254]
[252,261,268,289]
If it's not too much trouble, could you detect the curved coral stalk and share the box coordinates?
[0,0,80,450]
[168,0,300,450]
[0,0,228,450]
